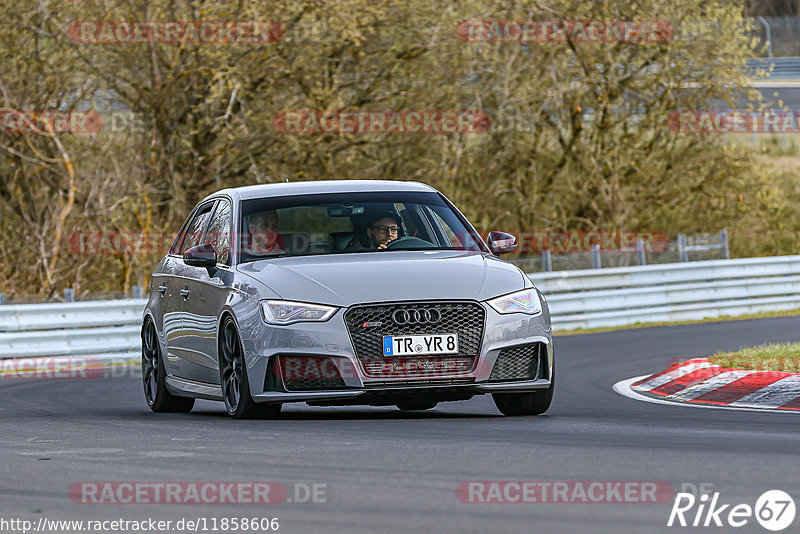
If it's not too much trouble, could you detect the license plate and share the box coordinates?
[382,334,458,356]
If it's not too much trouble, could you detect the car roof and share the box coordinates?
[203,180,438,203]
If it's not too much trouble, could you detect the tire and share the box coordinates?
[142,319,195,413]
[396,399,438,411]
[492,362,554,416]
[219,316,281,420]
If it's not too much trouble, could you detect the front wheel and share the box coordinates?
[142,319,194,413]
[492,364,554,416]
[219,316,281,420]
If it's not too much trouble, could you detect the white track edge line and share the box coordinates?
[613,375,800,415]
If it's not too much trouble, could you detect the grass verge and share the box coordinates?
[709,343,800,373]
[553,307,800,336]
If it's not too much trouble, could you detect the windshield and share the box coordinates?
[238,191,487,262]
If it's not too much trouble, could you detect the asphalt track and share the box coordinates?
[2,316,800,534]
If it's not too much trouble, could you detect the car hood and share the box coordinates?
[236,250,528,307]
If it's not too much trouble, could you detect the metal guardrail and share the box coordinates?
[530,255,800,330]
[0,287,143,306]
[0,300,147,333]
[0,299,146,359]
[747,57,800,80]
[750,17,800,58]
[0,326,141,359]
[511,231,729,273]
[3,255,800,357]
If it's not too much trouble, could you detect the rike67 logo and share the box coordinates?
[668,489,796,531]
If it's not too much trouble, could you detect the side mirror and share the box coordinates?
[183,243,217,268]
[487,231,518,255]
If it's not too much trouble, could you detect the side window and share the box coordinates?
[179,203,215,255]
[206,201,232,265]
[431,210,457,245]
[170,212,194,255]
[397,204,421,239]
[427,206,483,250]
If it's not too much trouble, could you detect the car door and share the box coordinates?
[155,209,197,374]
[179,199,235,385]
[156,256,184,373]
[168,201,216,380]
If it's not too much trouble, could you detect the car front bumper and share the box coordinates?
[240,301,554,405]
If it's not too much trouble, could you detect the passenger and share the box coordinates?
[246,210,284,255]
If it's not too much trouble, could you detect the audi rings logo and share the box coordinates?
[392,308,442,325]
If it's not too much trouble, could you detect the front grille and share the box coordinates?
[489,343,541,382]
[345,301,485,377]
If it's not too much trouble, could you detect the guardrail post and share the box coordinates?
[678,234,688,262]
[720,229,729,259]
[590,243,602,269]
[541,249,552,272]
[132,285,143,299]
[64,287,75,302]
[636,238,647,266]
[757,16,773,57]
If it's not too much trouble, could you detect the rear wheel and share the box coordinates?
[219,316,281,420]
[141,319,194,413]
[492,363,554,416]
[396,399,438,411]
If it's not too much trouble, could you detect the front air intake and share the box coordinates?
[488,343,542,382]
[273,355,348,391]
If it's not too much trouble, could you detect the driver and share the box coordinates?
[365,211,401,250]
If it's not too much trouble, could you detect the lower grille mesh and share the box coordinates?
[274,355,348,391]
[284,376,346,391]
[489,343,541,381]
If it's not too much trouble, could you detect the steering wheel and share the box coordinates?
[385,236,436,249]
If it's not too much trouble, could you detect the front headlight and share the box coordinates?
[486,288,543,315]
[261,300,338,325]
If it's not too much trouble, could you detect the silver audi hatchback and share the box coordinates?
[141,180,554,418]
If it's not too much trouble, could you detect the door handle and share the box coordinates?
[158,284,167,296]
[180,286,190,300]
